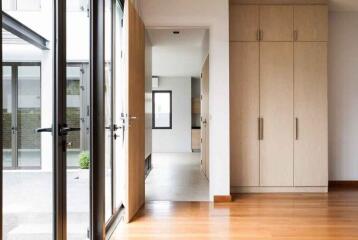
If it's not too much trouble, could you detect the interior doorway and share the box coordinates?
[145,28,210,202]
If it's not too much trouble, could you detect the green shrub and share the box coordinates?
[79,151,90,169]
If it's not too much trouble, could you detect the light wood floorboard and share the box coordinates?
[111,188,358,239]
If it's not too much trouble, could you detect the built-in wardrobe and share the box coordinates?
[230,1,328,192]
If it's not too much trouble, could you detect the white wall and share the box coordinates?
[141,0,230,200]
[329,12,358,180]
[152,77,192,153]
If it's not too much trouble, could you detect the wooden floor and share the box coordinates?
[111,188,358,239]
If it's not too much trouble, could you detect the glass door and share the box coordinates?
[1,0,112,239]
[104,0,114,222]
[2,1,54,238]
[105,0,125,227]
[2,63,41,169]
[113,0,125,211]
[66,0,91,239]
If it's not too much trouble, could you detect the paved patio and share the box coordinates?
[3,170,90,240]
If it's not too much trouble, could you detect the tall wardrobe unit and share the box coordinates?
[230,3,328,192]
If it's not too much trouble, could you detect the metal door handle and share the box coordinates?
[60,126,80,136]
[35,127,52,133]
[11,126,17,134]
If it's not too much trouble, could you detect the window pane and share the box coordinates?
[154,92,171,128]
[17,65,41,168]
[2,66,12,168]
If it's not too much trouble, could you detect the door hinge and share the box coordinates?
[201,138,202,143]
[201,73,203,78]
[121,18,124,27]
[80,68,84,74]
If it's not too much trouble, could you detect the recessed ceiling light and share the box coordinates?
[173,31,180,35]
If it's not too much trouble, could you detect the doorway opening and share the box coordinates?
[145,28,210,202]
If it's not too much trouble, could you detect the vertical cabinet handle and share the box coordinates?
[295,118,299,140]
[258,118,264,140]
[258,118,261,140]
[293,30,298,41]
[260,30,263,41]
[256,29,260,41]
[261,118,264,140]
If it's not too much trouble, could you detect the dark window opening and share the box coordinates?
[152,90,172,129]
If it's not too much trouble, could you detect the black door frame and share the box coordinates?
[90,0,106,239]
[0,0,107,239]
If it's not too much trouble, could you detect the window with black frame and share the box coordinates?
[152,90,172,129]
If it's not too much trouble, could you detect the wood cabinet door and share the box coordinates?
[230,5,259,41]
[294,42,328,187]
[230,42,260,187]
[294,5,328,41]
[260,42,294,187]
[260,5,293,41]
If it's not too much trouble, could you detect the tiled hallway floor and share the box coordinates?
[145,153,209,202]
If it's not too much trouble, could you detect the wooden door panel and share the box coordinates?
[230,42,260,187]
[294,42,328,186]
[294,5,328,41]
[201,56,210,179]
[230,5,259,41]
[260,42,293,187]
[260,5,293,41]
[123,0,145,222]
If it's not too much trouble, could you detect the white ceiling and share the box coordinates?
[148,28,208,78]
[330,0,358,11]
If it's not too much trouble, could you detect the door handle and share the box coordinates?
[106,124,122,131]
[11,126,17,134]
[35,127,52,133]
[60,125,80,136]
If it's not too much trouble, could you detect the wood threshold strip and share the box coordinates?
[214,195,232,203]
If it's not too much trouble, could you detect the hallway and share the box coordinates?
[145,153,209,202]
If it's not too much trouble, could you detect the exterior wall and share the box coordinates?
[328,11,358,180]
[152,77,192,153]
[141,0,230,200]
